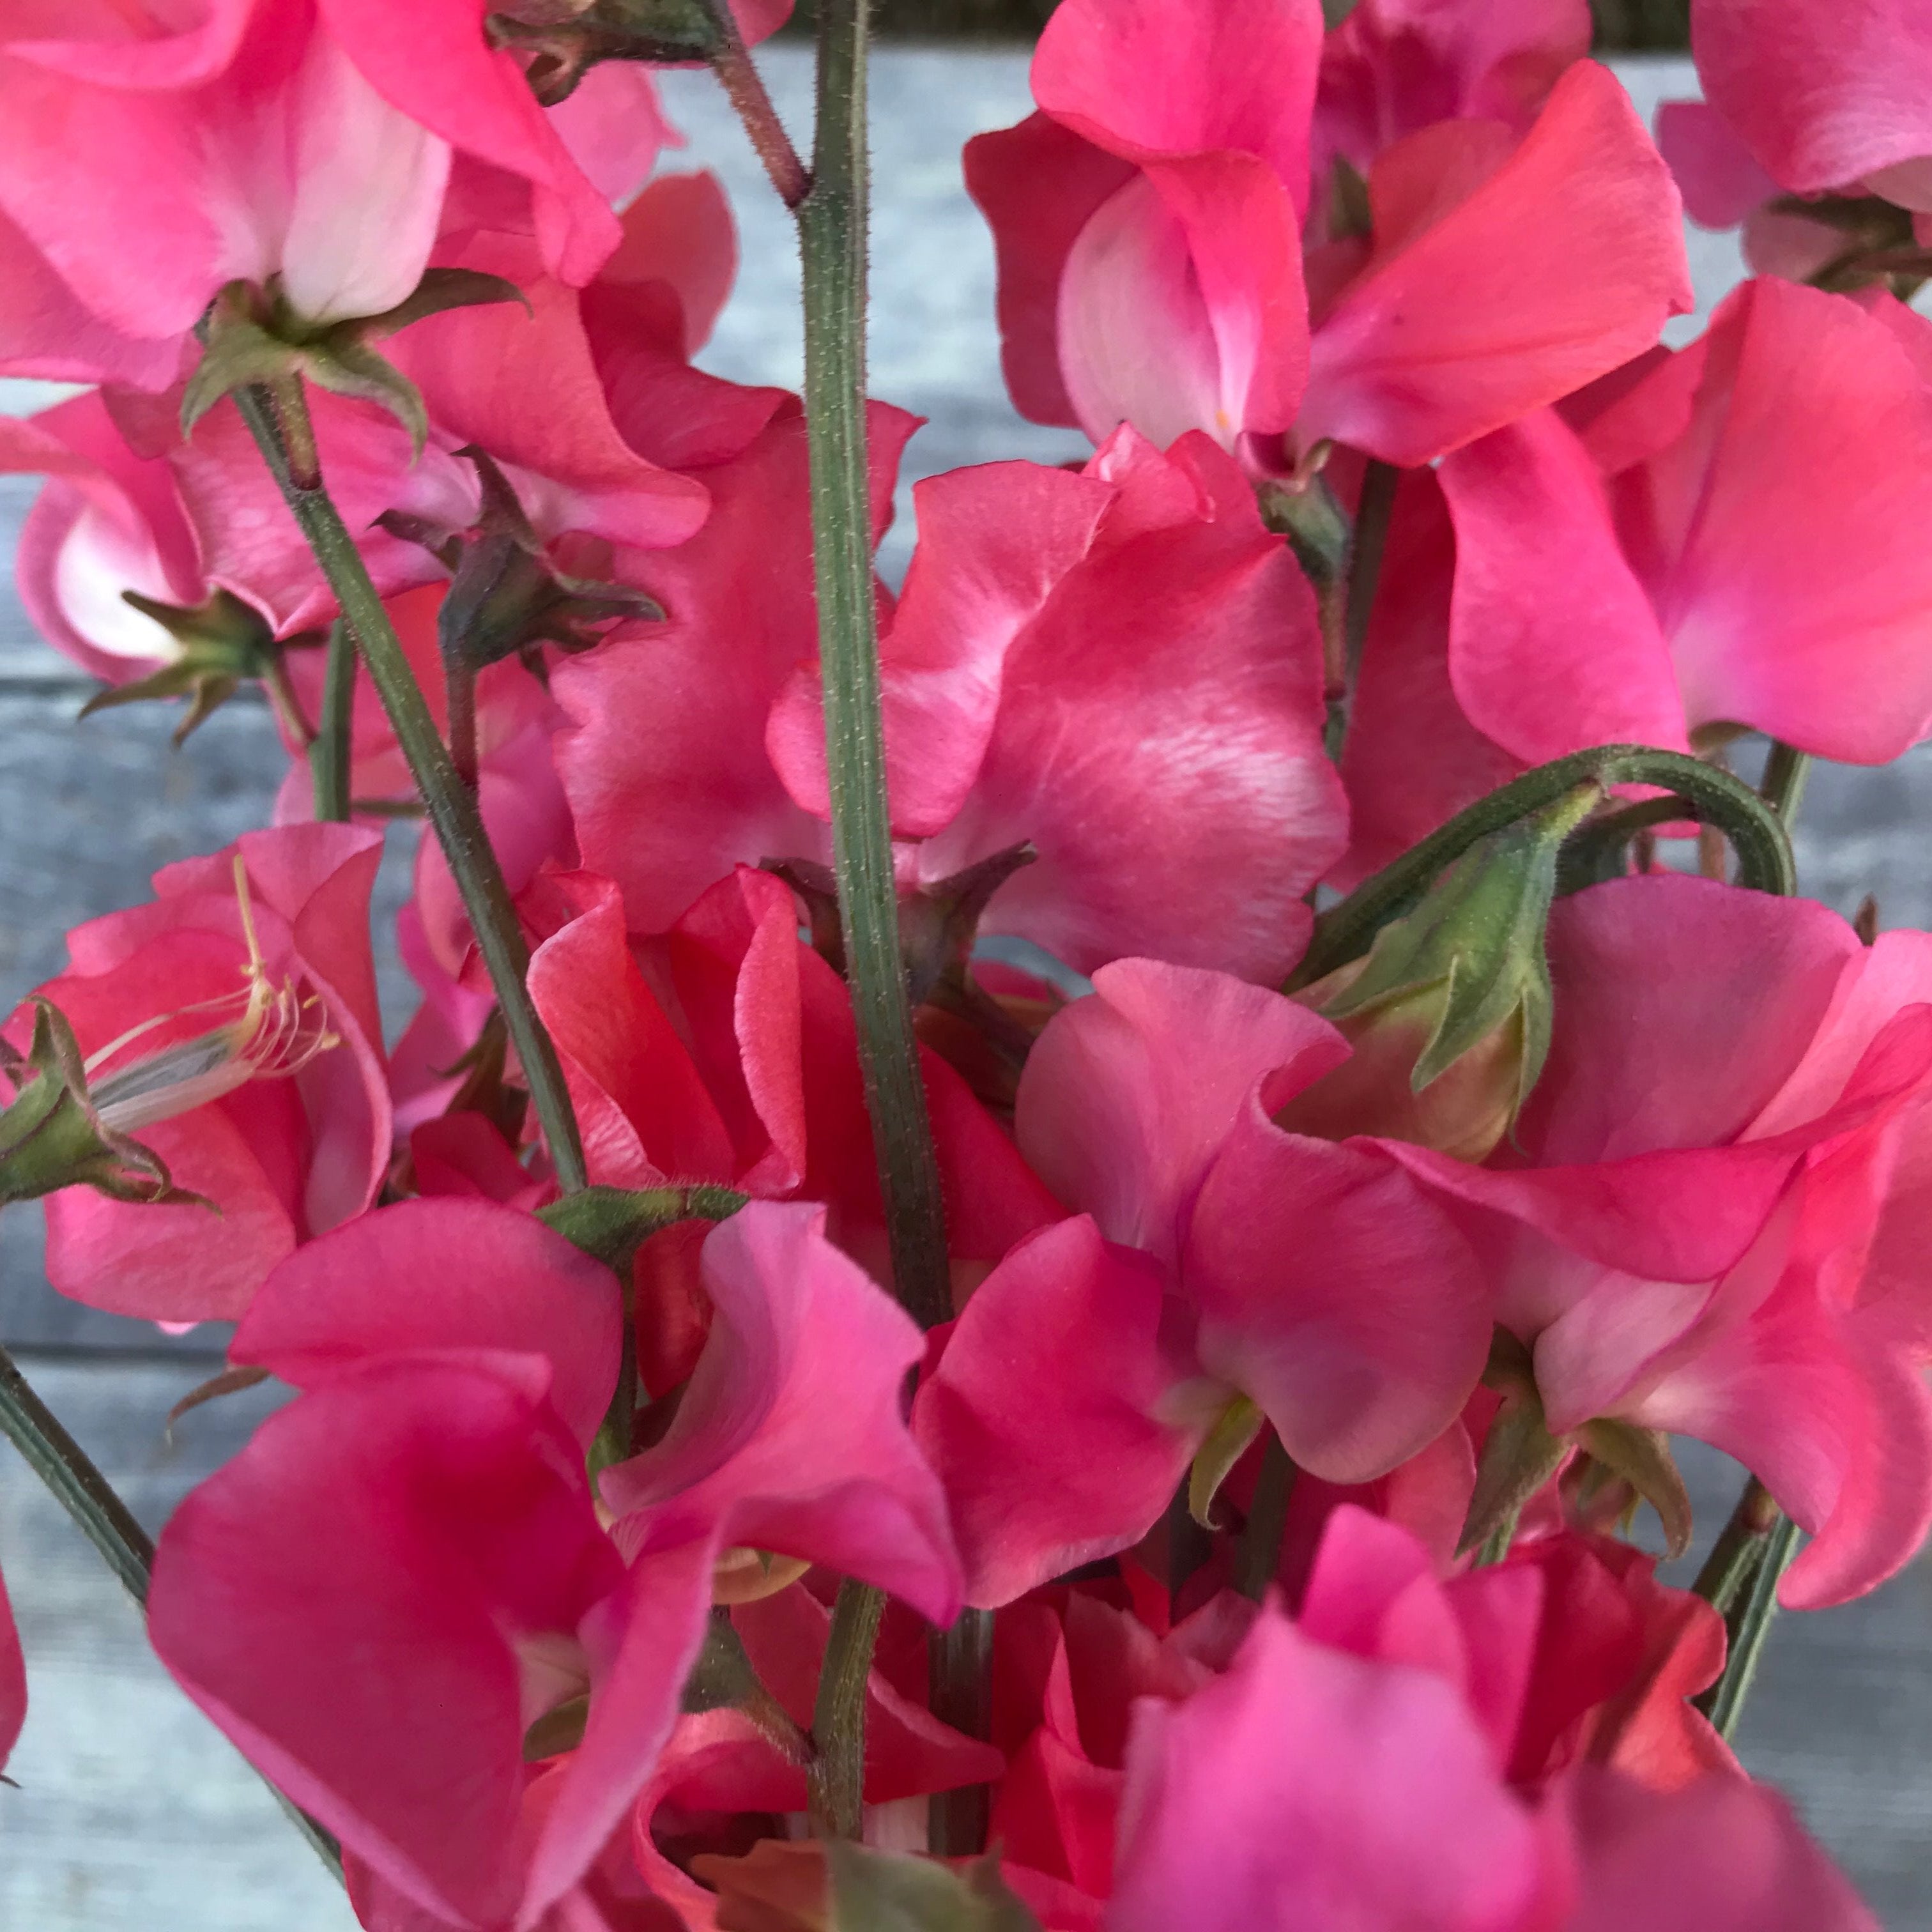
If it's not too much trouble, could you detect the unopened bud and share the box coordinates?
[1279,784,1600,1161]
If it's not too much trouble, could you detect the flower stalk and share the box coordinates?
[231,380,588,1194]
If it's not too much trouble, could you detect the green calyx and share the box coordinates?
[83,589,311,744]
[538,1182,748,1276]
[1315,781,1600,1123]
[0,1001,204,1209]
[181,270,529,461]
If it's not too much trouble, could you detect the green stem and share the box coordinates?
[308,619,354,823]
[795,0,950,1331]
[928,1609,994,1855]
[1691,1475,1783,1618]
[1343,457,1398,674]
[1291,744,1797,990]
[233,381,587,1194]
[807,1579,884,1838]
[0,1340,343,1880]
[1696,1506,1801,1740]
[1235,1436,1296,1602]
[1759,740,1811,824]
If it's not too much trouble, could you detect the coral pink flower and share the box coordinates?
[151,1196,962,1928]
[10,824,390,1325]
[1314,0,1593,183]
[968,0,1689,468]
[0,0,783,381]
[915,958,1489,1606]
[1385,875,1932,1607]
[1439,279,1932,770]
[564,422,1343,983]
[526,865,1060,1278]
[1108,1510,1873,1931]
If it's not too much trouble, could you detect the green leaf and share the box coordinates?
[1576,1418,1694,1559]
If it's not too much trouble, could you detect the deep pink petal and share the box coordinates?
[1653,100,1778,229]
[232,1198,622,1452]
[1439,410,1687,765]
[1187,1102,1492,1482]
[1305,61,1692,464]
[0,1559,24,1774]
[601,1202,963,1625]
[914,1216,1195,1607]
[1015,958,1347,1268]
[1109,1609,1547,1932]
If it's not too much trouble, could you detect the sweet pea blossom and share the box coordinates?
[967,0,1690,469]
[7,824,390,1324]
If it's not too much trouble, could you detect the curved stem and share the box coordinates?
[308,619,355,823]
[1235,1435,1296,1601]
[0,1340,344,1880]
[1759,739,1811,824]
[807,1579,884,1838]
[234,382,587,1193]
[1292,744,1797,989]
[928,1609,994,1856]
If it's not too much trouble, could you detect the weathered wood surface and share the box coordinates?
[0,50,1927,1928]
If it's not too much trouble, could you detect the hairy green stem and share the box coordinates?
[794,0,951,1334]
[1292,744,1797,990]
[308,619,354,822]
[1696,1508,1801,1740]
[808,1580,885,1838]
[0,1340,343,1878]
[234,382,586,1193]
[928,1610,995,1855]
[1691,1475,1783,1618]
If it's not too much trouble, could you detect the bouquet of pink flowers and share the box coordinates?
[2,0,1929,1923]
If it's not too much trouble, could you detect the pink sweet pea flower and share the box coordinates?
[1691,0,1932,211]
[564,420,1344,985]
[0,392,216,685]
[7,824,390,1325]
[1436,279,1932,772]
[151,1195,964,1929]
[967,0,1689,470]
[525,864,1060,1280]
[914,957,1489,1606]
[1383,874,1932,1608]
[1107,1510,1874,1931]
[1314,0,1593,184]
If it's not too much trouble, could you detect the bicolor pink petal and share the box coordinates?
[1108,1609,1549,1932]
[601,1202,964,1625]
[1015,958,1347,1267]
[232,1198,622,1452]
[914,1216,1196,1607]
[1304,61,1692,464]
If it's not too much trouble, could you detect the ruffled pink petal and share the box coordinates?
[1304,61,1692,464]
[150,1358,624,1929]
[1439,409,1688,765]
[232,1198,622,1452]
[914,1216,1195,1607]
[1692,0,1932,199]
[1110,1609,1548,1932]
[1015,958,1347,1268]
[1186,1099,1493,1482]
[601,1202,964,1625]
[1615,277,1932,763]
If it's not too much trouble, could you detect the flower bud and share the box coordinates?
[1278,784,1599,1161]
